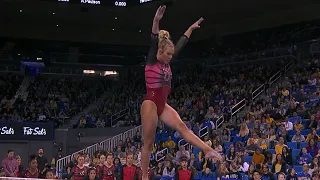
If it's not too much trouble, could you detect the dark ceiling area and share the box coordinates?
[0,0,320,45]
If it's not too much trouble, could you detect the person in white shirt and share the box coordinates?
[283,117,293,131]
[291,129,306,142]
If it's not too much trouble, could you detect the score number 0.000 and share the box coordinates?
[115,0,127,6]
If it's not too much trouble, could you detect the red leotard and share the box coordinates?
[144,33,188,116]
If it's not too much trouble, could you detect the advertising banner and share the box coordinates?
[0,122,54,140]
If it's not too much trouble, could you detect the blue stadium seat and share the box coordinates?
[294,165,302,173]
[301,130,311,136]
[193,147,201,156]
[299,142,308,149]
[212,172,216,178]
[232,136,242,142]
[268,149,276,154]
[244,156,252,162]
[231,131,239,136]
[292,149,301,157]
[288,130,296,136]
[224,142,233,148]
[287,142,298,149]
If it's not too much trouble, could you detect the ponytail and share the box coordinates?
[158,30,174,50]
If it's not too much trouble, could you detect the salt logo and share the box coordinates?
[23,127,47,136]
[0,127,14,135]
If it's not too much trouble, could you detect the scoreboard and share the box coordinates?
[55,0,164,7]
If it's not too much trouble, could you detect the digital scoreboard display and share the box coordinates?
[55,0,158,7]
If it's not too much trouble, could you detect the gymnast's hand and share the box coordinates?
[189,17,204,30]
[153,5,166,22]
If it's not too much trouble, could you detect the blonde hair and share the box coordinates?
[158,30,174,50]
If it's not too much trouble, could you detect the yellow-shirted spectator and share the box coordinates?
[294,120,304,131]
[79,118,86,127]
[281,88,289,97]
[275,137,287,155]
[252,148,265,165]
[247,132,259,146]
[164,136,176,149]
[265,114,274,125]
[306,129,320,142]
[50,100,57,109]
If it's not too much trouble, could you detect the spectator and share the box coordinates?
[297,148,312,165]
[229,161,242,179]
[281,146,292,166]
[200,167,214,178]
[291,130,306,142]
[226,146,236,162]
[51,148,63,167]
[283,117,293,131]
[162,160,175,177]
[297,163,311,179]
[306,129,320,142]
[45,169,56,179]
[286,168,298,180]
[175,146,190,164]
[164,136,176,149]
[306,138,319,157]
[20,154,39,178]
[252,148,265,165]
[16,155,23,177]
[175,156,194,180]
[215,162,229,179]
[120,153,139,180]
[188,153,200,171]
[221,129,231,144]
[271,154,287,174]
[261,164,274,180]
[310,157,319,174]
[84,168,99,180]
[277,172,286,180]
[253,170,262,180]
[246,163,255,179]
[154,161,163,176]
[36,148,48,177]
[67,153,88,180]
[99,154,115,180]
[1,149,18,177]
[275,137,287,155]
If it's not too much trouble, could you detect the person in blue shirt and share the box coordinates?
[297,163,311,179]
[297,148,313,165]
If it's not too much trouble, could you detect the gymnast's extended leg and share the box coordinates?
[159,104,221,158]
[140,100,158,180]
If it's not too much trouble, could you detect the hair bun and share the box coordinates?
[159,30,170,40]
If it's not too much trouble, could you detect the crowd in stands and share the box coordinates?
[79,55,288,129]
[0,74,112,127]
[1,17,320,180]
[36,57,319,180]
[0,73,23,120]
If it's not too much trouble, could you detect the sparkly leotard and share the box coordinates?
[144,33,188,115]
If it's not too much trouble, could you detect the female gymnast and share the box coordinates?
[140,5,222,180]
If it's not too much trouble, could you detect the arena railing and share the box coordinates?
[178,121,217,152]
[230,98,246,120]
[250,59,295,102]
[252,84,265,100]
[110,107,130,127]
[155,125,209,162]
[55,125,142,176]
[215,115,224,129]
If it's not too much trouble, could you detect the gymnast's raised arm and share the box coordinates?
[147,6,167,64]
[174,17,204,58]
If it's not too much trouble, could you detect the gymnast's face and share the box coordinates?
[158,45,174,64]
